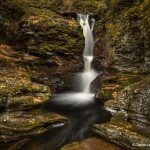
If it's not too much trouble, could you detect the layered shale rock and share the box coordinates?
[0,66,67,143]
[0,0,84,93]
[0,0,150,149]
[94,74,150,150]
[93,0,150,149]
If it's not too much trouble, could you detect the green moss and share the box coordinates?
[117,73,143,86]
[39,35,81,54]
[39,44,52,53]
[22,0,64,13]
[73,0,106,13]
[107,0,135,15]
[138,75,150,86]
[99,73,144,100]
[99,88,115,100]
[0,68,51,98]
[18,72,30,79]
[50,0,63,8]
[100,115,136,134]
[0,0,26,19]
[104,0,150,47]
[0,57,10,63]
[39,44,66,53]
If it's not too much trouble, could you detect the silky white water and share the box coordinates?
[77,14,95,56]
[43,14,99,107]
[77,13,98,93]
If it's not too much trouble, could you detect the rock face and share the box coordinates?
[0,0,84,93]
[92,0,150,72]
[0,66,67,143]
[61,137,123,150]
[94,123,150,150]
[0,0,150,149]
[92,0,150,149]
[0,0,88,146]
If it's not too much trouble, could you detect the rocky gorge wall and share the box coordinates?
[0,0,150,149]
[91,0,150,149]
[0,0,83,146]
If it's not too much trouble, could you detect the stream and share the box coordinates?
[20,14,112,150]
[21,93,111,150]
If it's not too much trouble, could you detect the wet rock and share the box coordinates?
[93,38,110,71]
[104,76,150,129]
[20,5,83,59]
[98,0,150,73]
[94,123,150,150]
[61,137,123,150]
[0,109,67,142]
[0,66,67,143]
[0,0,84,92]
[0,66,50,110]
[1,0,150,149]
[90,73,103,93]
[0,22,7,40]
[95,74,150,149]
[115,77,150,127]
[23,53,39,62]
[7,138,30,150]
[57,72,78,92]
[6,95,49,111]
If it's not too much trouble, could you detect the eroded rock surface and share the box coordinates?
[92,0,150,149]
[61,137,123,150]
[0,0,85,93]
[0,0,150,149]
[0,66,67,143]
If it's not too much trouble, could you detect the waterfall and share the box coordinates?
[77,14,95,56]
[77,14,98,93]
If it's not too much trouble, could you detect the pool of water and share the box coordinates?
[20,92,111,150]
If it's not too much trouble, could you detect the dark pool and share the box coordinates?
[20,92,111,150]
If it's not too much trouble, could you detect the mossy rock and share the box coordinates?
[96,0,150,73]
[0,0,26,19]
[0,66,51,111]
[93,122,150,150]
[72,0,107,14]
[0,109,67,142]
[98,73,143,100]
[116,75,150,116]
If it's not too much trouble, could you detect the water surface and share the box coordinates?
[21,93,111,150]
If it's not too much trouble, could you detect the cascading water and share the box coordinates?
[77,13,98,93]
[18,13,113,150]
[77,14,95,57]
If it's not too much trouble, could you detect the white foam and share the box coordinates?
[52,93,95,105]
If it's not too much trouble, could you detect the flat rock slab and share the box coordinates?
[94,123,150,150]
[61,137,123,150]
[0,109,67,142]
